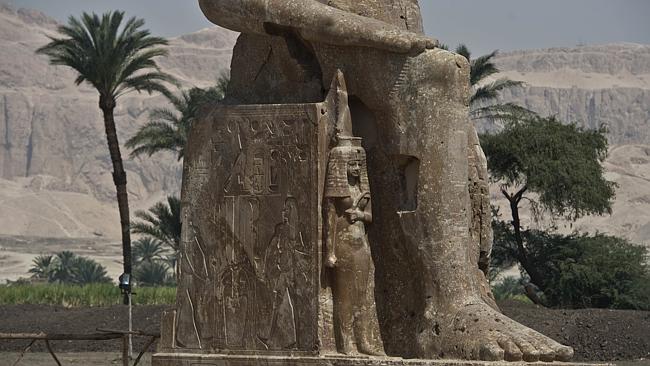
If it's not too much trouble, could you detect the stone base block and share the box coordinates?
[152,353,603,366]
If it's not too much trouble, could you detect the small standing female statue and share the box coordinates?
[324,72,384,356]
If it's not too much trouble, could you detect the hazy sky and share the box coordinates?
[9,0,650,55]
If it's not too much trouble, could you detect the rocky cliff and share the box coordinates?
[489,44,650,247]
[0,3,237,239]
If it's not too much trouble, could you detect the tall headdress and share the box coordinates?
[324,71,370,198]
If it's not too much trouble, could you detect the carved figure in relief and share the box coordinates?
[262,198,301,349]
[323,76,384,356]
[199,0,574,362]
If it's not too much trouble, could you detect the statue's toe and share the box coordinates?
[479,340,505,361]
[497,338,523,361]
[555,344,575,362]
[513,338,541,362]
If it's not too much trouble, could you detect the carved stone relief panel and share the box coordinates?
[173,104,325,354]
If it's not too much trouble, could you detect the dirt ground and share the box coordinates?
[0,352,152,365]
[500,301,650,362]
[0,302,648,363]
[0,353,649,366]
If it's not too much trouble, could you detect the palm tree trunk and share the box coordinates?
[100,95,132,294]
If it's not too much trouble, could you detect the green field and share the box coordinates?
[0,284,176,306]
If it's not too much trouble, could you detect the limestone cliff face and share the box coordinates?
[0,4,237,238]
[490,44,650,144]
[487,44,650,247]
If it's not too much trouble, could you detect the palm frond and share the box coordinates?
[471,78,524,105]
[133,237,167,264]
[132,196,181,252]
[471,103,539,123]
[126,84,227,159]
[471,50,499,86]
[455,44,471,61]
[37,10,176,99]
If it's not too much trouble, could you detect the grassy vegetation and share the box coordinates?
[0,284,176,307]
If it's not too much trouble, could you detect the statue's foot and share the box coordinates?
[358,341,386,357]
[422,302,573,362]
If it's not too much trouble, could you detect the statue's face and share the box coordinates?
[347,160,362,179]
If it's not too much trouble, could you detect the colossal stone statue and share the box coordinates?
[155,0,575,364]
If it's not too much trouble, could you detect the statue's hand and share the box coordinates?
[386,30,439,53]
[345,208,367,223]
[325,254,337,268]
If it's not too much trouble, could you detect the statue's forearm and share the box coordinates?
[199,0,437,53]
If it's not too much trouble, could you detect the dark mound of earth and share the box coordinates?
[500,300,650,362]
[0,301,648,361]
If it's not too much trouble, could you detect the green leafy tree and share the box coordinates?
[491,276,526,301]
[497,230,650,309]
[37,11,176,288]
[481,116,616,289]
[126,78,228,160]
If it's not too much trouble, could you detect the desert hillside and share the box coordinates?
[489,44,650,247]
[0,3,236,237]
[0,3,236,280]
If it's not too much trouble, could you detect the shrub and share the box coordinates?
[28,251,111,285]
[493,229,650,310]
[134,261,172,287]
[492,276,526,301]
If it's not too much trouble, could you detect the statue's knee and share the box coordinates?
[410,49,470,91]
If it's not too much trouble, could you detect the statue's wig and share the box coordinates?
[324,136,370,198]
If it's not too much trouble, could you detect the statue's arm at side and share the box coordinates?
[325,199,338,268]
[198,0,438,53]
[362,198,373,224]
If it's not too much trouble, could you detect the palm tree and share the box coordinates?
[29,255,57,281]
[71,257,112,285]
[132,196,182,263]
[37,12,176,287]
[133,237,167,264]
[52,250,79,283]
[126,79,228,160]
[134,261,172,287]
[447,45,537,122]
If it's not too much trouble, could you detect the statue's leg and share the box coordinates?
[467,124,499,310]
[332,257,359,354]
[352,241,385,356]
[386,48,573,362]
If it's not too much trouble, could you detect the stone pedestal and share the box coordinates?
[152,353,601,366]
[152,90,344,365]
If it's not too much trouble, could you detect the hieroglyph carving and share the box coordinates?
[173,104,325,353]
